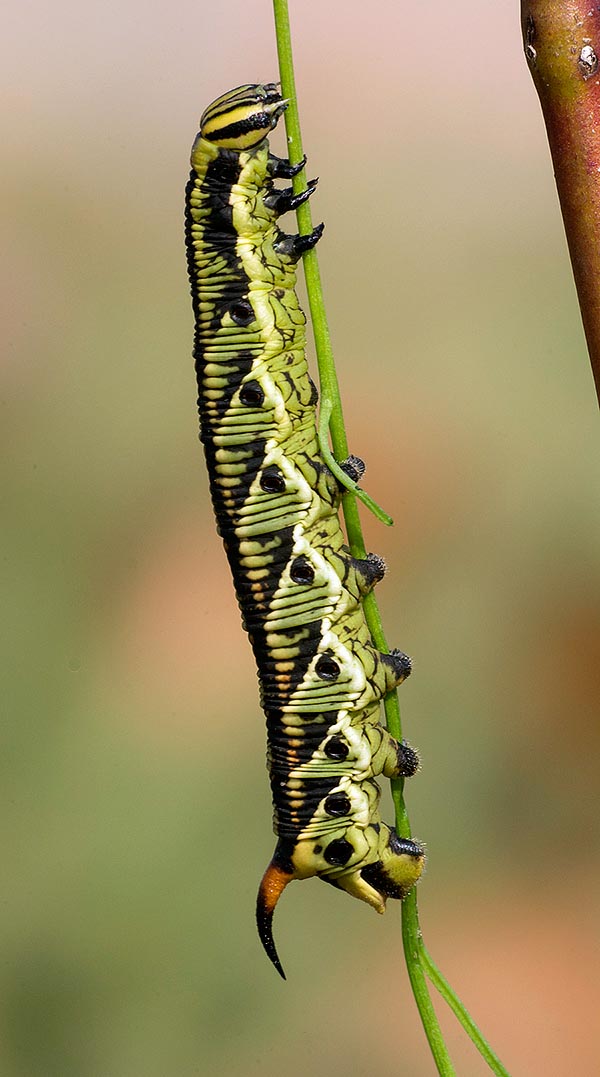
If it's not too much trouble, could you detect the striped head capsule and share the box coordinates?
[199,83,288,150]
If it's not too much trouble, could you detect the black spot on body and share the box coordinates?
[324,736,349,760]
[315,655,340,681]
[240,381,264,407]
[260,467,286,493]
[324,792,351,817]
[324,839,353,866]
[230,300,255,325]
[290,556,314,585]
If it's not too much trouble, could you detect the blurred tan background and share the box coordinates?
[3,1,599,1074]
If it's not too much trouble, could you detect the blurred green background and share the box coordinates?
[3,2,599,1074]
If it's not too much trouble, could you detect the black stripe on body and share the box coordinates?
[266,711,342,838]
[185,154,254,363]
[203,113,274,143]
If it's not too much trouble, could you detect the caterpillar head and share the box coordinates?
[199,83,287,150]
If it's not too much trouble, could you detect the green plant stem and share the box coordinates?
[273,4,392,528]
[272,3,511,1075]
[318,399,393,525]
[420,945,511,1077]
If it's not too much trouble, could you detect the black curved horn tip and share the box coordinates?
[256,861,293,980]
[256,898,287,980]
[270,946,287,982]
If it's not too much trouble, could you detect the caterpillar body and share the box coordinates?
[185,83,424,978]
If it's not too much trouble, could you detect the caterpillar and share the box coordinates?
[185,83,424,978]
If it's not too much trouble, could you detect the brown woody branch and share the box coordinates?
[522,0,600,404]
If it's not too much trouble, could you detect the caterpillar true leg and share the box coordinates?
[264,177,319,215]
[185,83,424,979]
[274,222,325,259]
[268,152,307,179]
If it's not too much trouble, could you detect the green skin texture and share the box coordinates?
[186,86,424,960]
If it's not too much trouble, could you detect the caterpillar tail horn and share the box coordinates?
[256,856,294,980]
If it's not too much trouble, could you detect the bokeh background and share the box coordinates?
[3,1,599,1074]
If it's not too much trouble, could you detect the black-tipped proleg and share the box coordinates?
[377,648,412,693]
[347,552,387,596]
[363,552,387,583]
[388,648,412,679]
[395,740,420,777]
[361,833,425,900]
[338,454,366,486]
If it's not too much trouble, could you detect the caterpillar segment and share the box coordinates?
[185,84,424,978]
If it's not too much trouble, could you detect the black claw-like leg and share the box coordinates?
[274,222,324,260]
[268,152,307,178]
[264,178,319,216]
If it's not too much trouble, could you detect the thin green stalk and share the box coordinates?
[272,3,512,1076]
[273,3,392,528]
[420,945,511,1077]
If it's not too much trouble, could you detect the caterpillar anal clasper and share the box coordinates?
[185,83,424,979]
